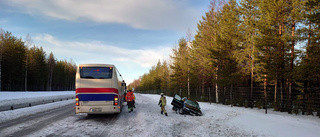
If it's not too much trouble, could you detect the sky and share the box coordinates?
[0,0,212,84]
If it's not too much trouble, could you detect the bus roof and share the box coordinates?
[78,64,115,67]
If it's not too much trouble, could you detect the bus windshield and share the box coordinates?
[80,67,113,79]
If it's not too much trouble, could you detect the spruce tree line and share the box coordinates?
[0,29,76,91]
[129,0,320,115]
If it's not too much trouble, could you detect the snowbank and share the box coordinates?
[0,91,74,101]
[0,91,74,110]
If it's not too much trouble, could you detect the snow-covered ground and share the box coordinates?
[0,91,74,109]
[1,92,320,137]
[0,91,74,101]
[114,94,320,137]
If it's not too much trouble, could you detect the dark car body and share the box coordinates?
[171,94,202,116]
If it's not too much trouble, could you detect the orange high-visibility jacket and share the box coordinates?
[126,91,135,102]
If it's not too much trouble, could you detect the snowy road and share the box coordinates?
[0,101,121,137]
[0,103,75,136]
[1,93,320,137]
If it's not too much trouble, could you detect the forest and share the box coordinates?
[129,0,320,116]
[0,29,76,91]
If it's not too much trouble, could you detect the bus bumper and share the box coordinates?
[76,105,121,114]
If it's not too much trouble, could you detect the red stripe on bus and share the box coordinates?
[76,88,119,94]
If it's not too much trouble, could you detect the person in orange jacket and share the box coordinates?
[126,90,135,113]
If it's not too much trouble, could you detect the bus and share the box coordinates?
[75,64,126,114]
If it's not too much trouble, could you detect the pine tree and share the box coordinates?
[170,37,189,97]
[47,52,55,91]
[239,0,261,107]
[191,0,220,102]
[0,30,76,91]
[28,46,48,90]
[153,60,162,91]
[160,60,170,95]
[285,0,305,113]
[0,29,3,91]
[213,0,242,104]
[295,0,320,115]
[304,0,320,86]
[24,34,32,91]
[1,31,27,90]
[256,0,293,112]
[219,0,241,84]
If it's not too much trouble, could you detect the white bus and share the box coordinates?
[75,64,126,114]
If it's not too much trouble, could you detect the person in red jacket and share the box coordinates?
[126,90,135,113]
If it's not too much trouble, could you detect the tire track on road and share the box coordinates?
[0,103,75,137]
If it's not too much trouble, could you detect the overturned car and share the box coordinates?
[171,94,203,116]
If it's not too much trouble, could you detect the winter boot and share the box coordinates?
[129,108,132,113]
[165,113,168,116]
[161,111,163,114]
